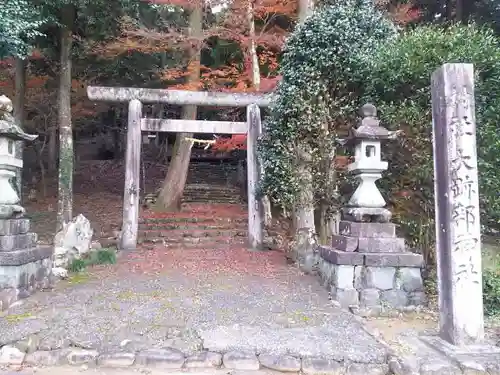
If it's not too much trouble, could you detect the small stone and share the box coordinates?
[380,290,408,309]
[460,361,487,375]
[135,348,185,369]
[91,241,102,250]
[355,306,383,317]
[331,288,359,308]
[360,289,380,307]
[25,350,70,366]
[334,265,355,289]
[347,363,389,375]
[408,291,427,306]
[354,266,363,289]
[363,267,396,290]
[223,350,260,370]
[69,338,98,350]
[38,335,71,351]
[319,262,335,287]
[398,268,424,292]
[0,345,25,365]
[302,357,344,375]
[66,349,98,366]
[51,267,68,279]
[14,335,40,354]
[420,360,462,375]
[164,336,202,355]
[259,353,301,372]
[185,351,222,368]
[388,357,419,375]
[98,351,135,367]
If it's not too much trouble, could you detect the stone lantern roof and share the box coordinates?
[337,104,401,147]
[351,103,399,141]
[0,95,38,142]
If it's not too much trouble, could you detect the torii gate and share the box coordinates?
[87,86,271,251]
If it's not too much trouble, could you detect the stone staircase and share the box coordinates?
[182,184,242,204]
[138,204,248,249]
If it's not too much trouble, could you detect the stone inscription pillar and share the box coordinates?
[431,63,484,346]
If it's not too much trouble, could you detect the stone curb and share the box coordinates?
[0,344,391,375]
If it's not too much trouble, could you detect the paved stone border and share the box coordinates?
[0,342,391,374]
[2,341,498,375]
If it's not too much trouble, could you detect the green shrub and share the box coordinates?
[362,24,500,255]
[483,269,500,316]
[259,0,396,211]
[67,248,117,273]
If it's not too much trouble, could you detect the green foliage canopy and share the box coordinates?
[259,0,396,210]
[363,24,500,235]
[0,0,47,58]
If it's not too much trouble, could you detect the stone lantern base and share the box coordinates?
[319,218,426,315]
[0,218,53,311]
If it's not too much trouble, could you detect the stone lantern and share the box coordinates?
[342,103,399,223]
[0,95,53,312]
[0,95,37,218]
[323,103,425,314]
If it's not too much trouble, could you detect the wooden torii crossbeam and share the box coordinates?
[87,86,270,251]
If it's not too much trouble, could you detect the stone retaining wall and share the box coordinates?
[0,218,54,311]
[0,345,390,375]
[290,228,426,316]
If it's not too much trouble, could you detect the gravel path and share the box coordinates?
[0,246,387,364]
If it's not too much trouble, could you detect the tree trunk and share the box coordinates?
[56,5,75,231]
[247,0,272,226]
[455,0,463,22]
[48,126,57,173]
[156,4,203,211]
[294,148,315,232]
[14,57,26,200]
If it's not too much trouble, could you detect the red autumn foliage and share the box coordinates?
[211,134,247,152]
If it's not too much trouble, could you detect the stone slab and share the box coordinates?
[319,246,364,266]
[362,253,423,268]
[341,207,392,223]
[420,336,500,373]
[332,235,358,252]
[339,221,396,238]
[0,219,30,236]
[0,245,52,266]
[200,324,387,364]
[0,233,37,251]
[357,237,405,253]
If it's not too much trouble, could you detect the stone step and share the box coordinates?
[138,236,246,245]
[139,217,247,226]
[140,216,247,225]
[182,199,242,204]
[183,191,241,197]
[139,241,249,250]
[138,229,246,239]
[138,223,247,231]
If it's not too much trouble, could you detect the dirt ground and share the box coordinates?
[20,161,500,352]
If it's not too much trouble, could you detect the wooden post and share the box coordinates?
[120,99,142,251]
[431,63,484,345]
[246,104,264,250]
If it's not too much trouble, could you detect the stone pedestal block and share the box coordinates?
[357,237,405,253]
[332,235,358,252]
[0,218,53,311]
[317,245,426,313]
[0,233,38,251]
[339,221,396,238]
[0,219,30,235]
[332,235,405,253]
